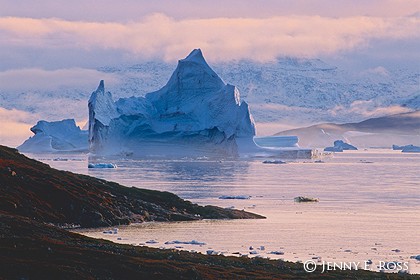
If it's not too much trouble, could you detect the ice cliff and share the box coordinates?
[17,119,88,153]
[89,49,256,157]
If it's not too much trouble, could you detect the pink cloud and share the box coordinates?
[0,14,418,62]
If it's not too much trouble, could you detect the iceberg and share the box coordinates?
[324,140,357,152]
[89,49,255,158]
[17,119,88,153]
[262,160,286,164]
[268,251,285,255]
[218,195,251,200]
[164,240,206,245]
[88,49,313,159]
[87,163,117,169]
[393,144,420,153]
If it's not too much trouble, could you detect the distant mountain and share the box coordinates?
[1,56,418,134]
[275,111,420,148]
[99,58,419,124]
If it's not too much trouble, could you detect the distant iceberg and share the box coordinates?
[17,119,88,153]
[219,195,251,200]
[393,144,420,153]
[262,160,286,164]
[392,144,412,150]
[324,140,357,152]
[88,163,117,168]
[88,49,313,159]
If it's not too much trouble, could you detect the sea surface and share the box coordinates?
[31,150,420,274]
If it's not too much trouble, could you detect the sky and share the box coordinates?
[0,0,419,69]
[0,0,419,146]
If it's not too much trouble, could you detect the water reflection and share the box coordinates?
[86,158,251,200]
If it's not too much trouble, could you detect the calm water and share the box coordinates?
[31,150,420,273]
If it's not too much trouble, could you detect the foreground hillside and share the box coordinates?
[0,145,263,227]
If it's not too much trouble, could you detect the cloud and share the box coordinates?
[0,14,418,62]
[0,107,34,147]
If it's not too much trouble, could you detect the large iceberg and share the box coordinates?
[89,49,312,159]
[324,140,357,152]
[89,49,256,157]
[17,119,88,153]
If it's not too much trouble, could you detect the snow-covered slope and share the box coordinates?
[97,57,419,124]
[17,119,88,153]
[89,49,256,157]
[2,58,418,124]
[1,54,418,147]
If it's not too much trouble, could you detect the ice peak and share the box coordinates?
[97,80,105,93]
[88,80,118,127]
[182,49,206,64]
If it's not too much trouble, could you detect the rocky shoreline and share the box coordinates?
[0,145,263,228]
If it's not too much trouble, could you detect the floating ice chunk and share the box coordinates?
[258,246,265,251]
[269,251,285,255]
[219,195,251,200]
[410,255,420,260]
[294,196,319,203]
[88,163,117,168]
[164,240,206,245]
[145,240,159,244]
[249,250,258,255]
[324,146,343,152]
[103,229,118,234]
[262,160,286,164]
[206,250,219,255]
[53,158,68,161]
[359,160,374,164]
